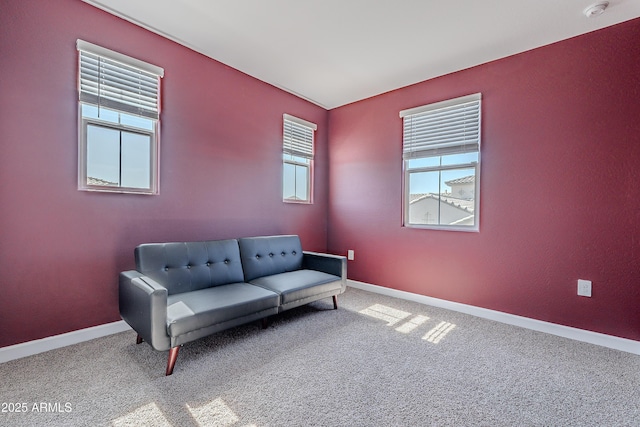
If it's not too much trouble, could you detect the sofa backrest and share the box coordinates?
[238,235,303,282]
[135,239,245,295]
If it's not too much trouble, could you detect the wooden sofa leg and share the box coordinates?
[136,334,143,344]
[261,317,269,329]
[332,295,338,310]
[166,346,180,376]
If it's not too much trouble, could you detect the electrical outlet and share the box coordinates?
[347,250,354,261]
[577,279,592,297]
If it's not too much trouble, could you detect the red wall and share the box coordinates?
[328,18,640,341]
[0,0,329,347]
[2,1,640,349]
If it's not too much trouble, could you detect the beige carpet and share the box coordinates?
[2,287,640,426]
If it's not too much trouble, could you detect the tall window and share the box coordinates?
[401,93,481,231]
[283,114,316,203]
[77,40,164,195]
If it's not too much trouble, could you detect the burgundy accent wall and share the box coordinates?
[328,18,640,340]
[0,0,328,347]
[2,1,639,350]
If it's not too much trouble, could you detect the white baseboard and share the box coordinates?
[3,282,638,363]
[347,279,640,355]
[0,321,131,364]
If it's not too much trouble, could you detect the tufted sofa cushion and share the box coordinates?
[135,239,245,295]
[238,235,304,282]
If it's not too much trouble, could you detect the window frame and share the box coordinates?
[400,94,481,232]
[282,114,316,204]
[76,40,163,195]
[78,110,159,194]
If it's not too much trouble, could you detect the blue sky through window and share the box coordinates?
[83,104,154,189]
[408,152,478,194]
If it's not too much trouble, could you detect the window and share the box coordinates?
[77,40,164,194]
[283,114,316,203]
[401,93,481,231]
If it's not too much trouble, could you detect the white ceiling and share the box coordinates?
[83,0,640,109]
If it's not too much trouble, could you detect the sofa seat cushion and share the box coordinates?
[166,283,279,337]
[249,270,341,305]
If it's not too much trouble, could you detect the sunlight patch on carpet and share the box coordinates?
[395,314,430,334]
[187,398,256,427]
[111,402,172,427]
[423,321,456,343]
[360,304,456,343]
[359,304,411,326]
[110,399,257,427]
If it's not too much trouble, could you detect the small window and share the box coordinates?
[76,40,164,194]
[283,114,316,203]
[401,94,481,231]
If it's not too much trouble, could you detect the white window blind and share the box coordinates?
[77,40,164,119]
[283,114,316,159]
[400,93,481,159]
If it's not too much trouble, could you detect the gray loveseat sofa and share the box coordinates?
[119,235,346,375]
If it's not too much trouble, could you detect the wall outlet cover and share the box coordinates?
[577,279,592,297]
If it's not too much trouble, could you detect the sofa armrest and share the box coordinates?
[119,271,171,351]
[302,251,347,292]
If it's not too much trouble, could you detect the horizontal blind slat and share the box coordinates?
[402,96,480,159]
[403,122,480,139]
[283,118,314,159]
[407,106,479,125]
[78,49,161,119]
